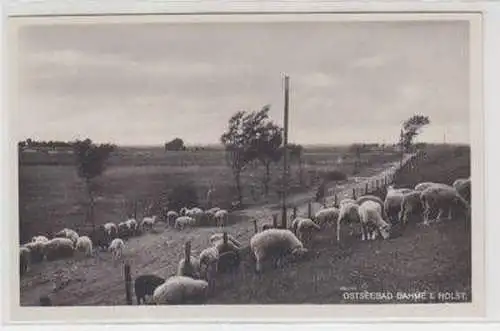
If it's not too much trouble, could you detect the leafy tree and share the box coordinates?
[221,105,278,205]
[400,114,430,152]
[73,138,115,230]
[165,138,186,151]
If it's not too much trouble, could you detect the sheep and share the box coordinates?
[31,235,49,243]
[187,208,205,224]
[179,207,189,216]
[356,195,384,211]
[358,200,391,241]
[314,207,339,227]
[177,241,202,279]
[23,241,46,264]
[134,274,165,305]
[75,236,93,257]
[250,228,308,273]
[125,219,138,236]
[453,177,471,203]
[54,228,79,246]
[291,218,321,247]
[399,191,423,225]
[336,202,361,242]
[383,186,414,225]
[174,216,197,230]
[414,182,452,192]
[208,233,242,249]
[420,185,470,225]
[204,207,221,224]
[117,222,130,239]
[214,209,229,227]
[103,222,118,238]
[339,198,356,206]
[108,238,125,260]
[90,225,113,250]
[43,238,75,261]
[166,211,179,227]
[198,246,219,291]
[140,216,157,232]
[20,246,31,276]
[152,276,209,305]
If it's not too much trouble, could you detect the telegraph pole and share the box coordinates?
[281,75,290,229]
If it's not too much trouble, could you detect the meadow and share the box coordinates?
[18,144,471,306]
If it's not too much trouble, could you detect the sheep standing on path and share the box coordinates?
[152,276,209,305]
[214,209,229,228]
[75,236,93,257]
[250,229,308,273]
[336,202,360,242]
[108,238,125,261]
[358,200,391,241]
[140,216,157,232]
[420,185,470,225]
[174,216,197,230]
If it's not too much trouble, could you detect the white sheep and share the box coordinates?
[414,182,451,192]
[108,238,125,260]
[177,256,202,279]
[174,216,197,230]
[420,185,470,225]
[125,219,138,234]
[356,195,384,211]
[140,216,157,232]
[103,222,118,237]
[20,246,31,275]
[198,246,219,287]
[179,207,189,216]
[23,241,46,264]
[291,218,321,247]
[336,202,360,242]
[358,200,391,241]
[383,186,414,225]
[250,228,308,273]
[54,228,79,246]
[152,276,209,305]
[205,207,221,223]
[166,211,179,227]
[75,236,93,257]
[43,237,75,261]
[314,207,339,227]
[453,177,471,202]
[214,209,229,227]
[187,208,205,224]
[399,190,423,225]
[31,235,49,243]
[340,198,356,206]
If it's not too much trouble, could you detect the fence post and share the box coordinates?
[253,219,258,234]
[365,182,369,195]
[352,188,356,200]
[307,202,312,219]
[334,194,338,207]
[273,214,278,228]
[223,232,228,245]
[293,206,297,220]
[124,264,132,305]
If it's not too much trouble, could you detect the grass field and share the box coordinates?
[18,144,471,306]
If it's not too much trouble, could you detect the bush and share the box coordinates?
[324,170,347,182]
[168,183,199,212]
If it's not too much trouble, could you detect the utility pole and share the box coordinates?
[281,75,290,229]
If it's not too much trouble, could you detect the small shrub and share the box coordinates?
[324,170,347,182]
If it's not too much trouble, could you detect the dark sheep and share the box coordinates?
[134,274,165,305]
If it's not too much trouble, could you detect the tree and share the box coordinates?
[73,139,115,230]
[220,105,278,205]
[400,114,430,152]
[165,138,186,151]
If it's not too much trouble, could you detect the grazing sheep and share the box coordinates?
[23,241,46,264]
[358,200,391,241]
[420,185,470,224]
[91,225,113,250]
[414,182,452,192]
[108,238,125,260]
[125,219,139,236]
[383,186,413,225]
[204,207,221,224]
[31,235,49,243]
[250,229,308,273]
[75,236,93,257]
[20,246,31,275]
[179,207,189,216]
[187,208,205,224]
[198,246,219,291]
[174,216,197,230]
[356,195,384,211]
[340,198,356,206]
[399,191,423,225]
[314,207,340,227]
[292,218,321,247]
[54,228,79,246]
[453,177,471,203]
[214,209,229,227]
[141,216,157,232]
[152,276,209,305]
[43,238,75,261]
[166,211,179,227]
[134,274,165,305]
[209,233,242,249]
[103,222,118,238]
[336,202,361,242]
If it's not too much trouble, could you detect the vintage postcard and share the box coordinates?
[5,11,484,323]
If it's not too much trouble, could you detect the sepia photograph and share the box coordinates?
[5,11,484,321]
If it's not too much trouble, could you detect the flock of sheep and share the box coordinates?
[21,175,471,306]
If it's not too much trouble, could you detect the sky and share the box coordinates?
[15,20,470,146]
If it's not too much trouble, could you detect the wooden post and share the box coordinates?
[281,75,290,229]
[334,194,338,207]
[124,264,132,305]
[273,214,278,228]
[253,219,258,234]
[293,206,297,220]
[223,232,228,245]
[352,188,356,200]
[185,241,191,264]
[307,202,312,219]
[365,182,369,195]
